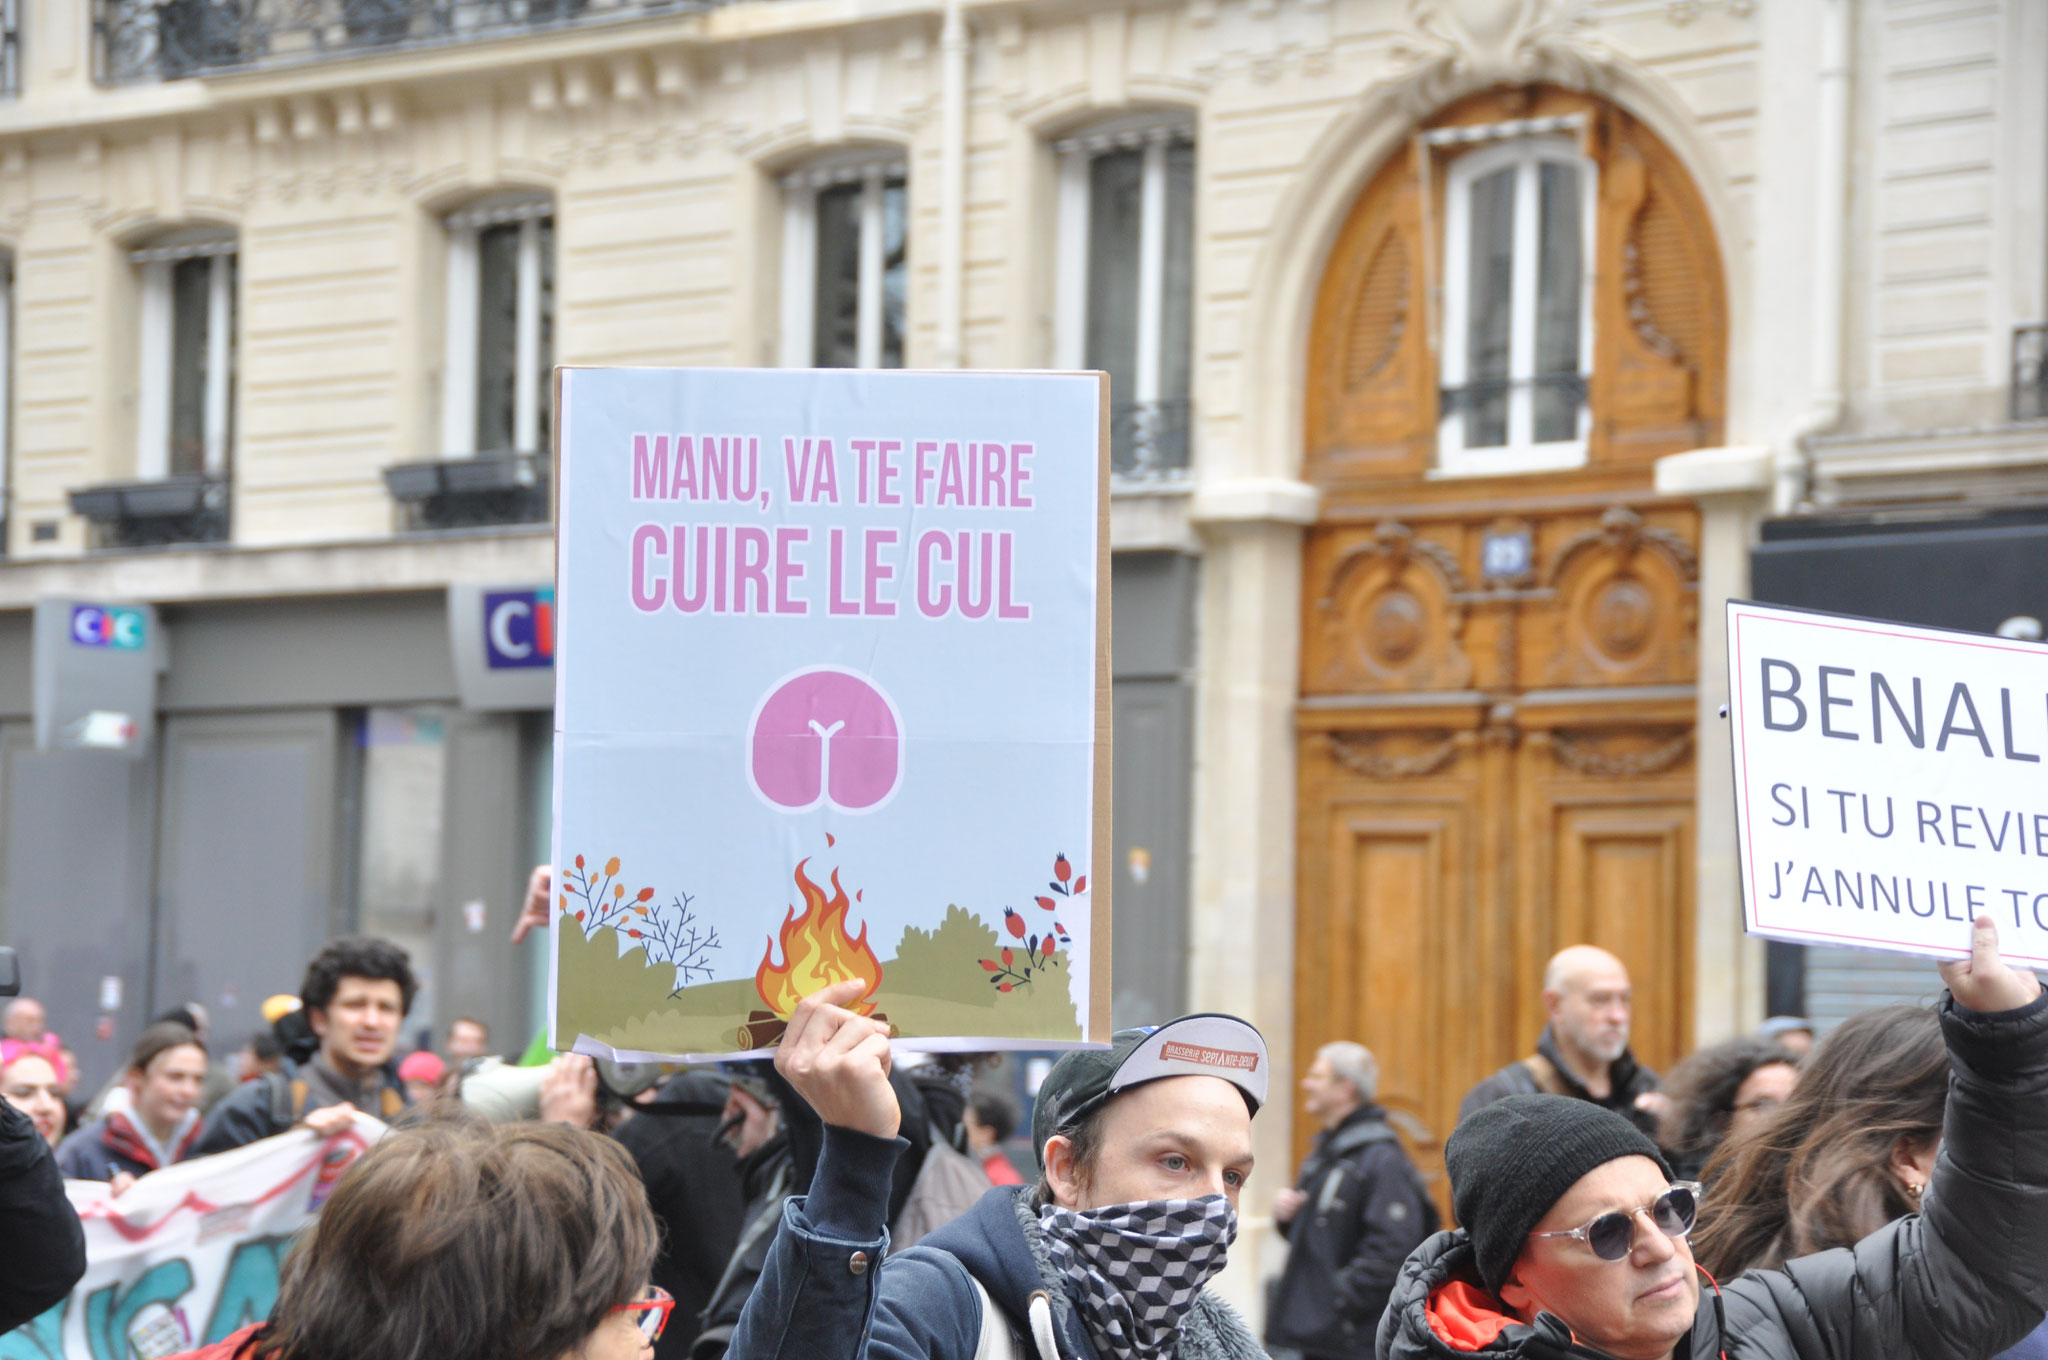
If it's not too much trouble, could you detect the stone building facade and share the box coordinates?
[0,0,2044,1314]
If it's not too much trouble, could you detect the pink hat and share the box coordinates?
[398,1051,446,1085]
[0,1038,65,1085]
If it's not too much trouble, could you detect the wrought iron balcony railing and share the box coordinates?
[94,0,707,83]
[2014,324,2048,423]
[1111,397,1191,481]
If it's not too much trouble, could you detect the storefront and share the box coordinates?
[0,585,555,1089]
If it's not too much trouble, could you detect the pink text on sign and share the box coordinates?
[747,667,904,813]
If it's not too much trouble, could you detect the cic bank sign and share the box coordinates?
[448,585,556,711]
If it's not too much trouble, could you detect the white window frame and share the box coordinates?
[1052,115,1195,389]
[779,151,908,370]
[443,192,553,456]
[130,230,236,481]
[1436,136,1596,478]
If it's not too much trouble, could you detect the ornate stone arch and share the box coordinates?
[1224,0,1744,490]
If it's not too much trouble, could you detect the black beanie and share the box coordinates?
[1446,1094,1673,1296]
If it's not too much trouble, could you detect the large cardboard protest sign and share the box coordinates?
[1728,601,2048,966]
[0,1119,380,1360]
[550,368,1111,1060]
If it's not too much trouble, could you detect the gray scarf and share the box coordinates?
[1026,1195,1247,1360]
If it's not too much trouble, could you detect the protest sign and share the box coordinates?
[550,368,1111,1061]
[1727,600,2048,966]
[0,1117,381,1360]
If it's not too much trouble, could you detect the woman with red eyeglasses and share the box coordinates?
[168,1109,669,1360]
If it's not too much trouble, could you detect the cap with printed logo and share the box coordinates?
[1029,1013,1269,1165]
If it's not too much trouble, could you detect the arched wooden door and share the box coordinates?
[1292,86,1727,1213]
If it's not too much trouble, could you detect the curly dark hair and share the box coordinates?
[301,936,418,1017]
[1657,1035,1797,1178]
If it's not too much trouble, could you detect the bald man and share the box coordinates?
[1457,945,1661,1138]
[3,1000,46,1042]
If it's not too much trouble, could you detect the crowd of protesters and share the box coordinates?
[0,898,2039,1360]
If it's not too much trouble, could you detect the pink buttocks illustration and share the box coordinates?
[747,668,904,813]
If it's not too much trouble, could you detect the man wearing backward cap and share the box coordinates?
[730,983,1270,1360]
[1379,917,2048,1360]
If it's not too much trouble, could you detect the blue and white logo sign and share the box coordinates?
[70,605,147,651]
[484,589,555,670]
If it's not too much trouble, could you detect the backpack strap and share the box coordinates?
[969,1273,1020,1360]
[1520,1053,1573,1098]
[967,1275,1063,1360]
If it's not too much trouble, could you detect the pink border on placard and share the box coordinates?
[1733,606,2048,966]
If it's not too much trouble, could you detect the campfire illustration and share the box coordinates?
[742,858,886,1048]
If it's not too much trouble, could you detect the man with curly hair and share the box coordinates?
[192,936,417,1155]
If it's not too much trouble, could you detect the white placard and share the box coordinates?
[1728,600,2048,966]
[548,368,1112,1061]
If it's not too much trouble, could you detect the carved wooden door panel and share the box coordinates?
[1295,726,1486,1203]
[1292,505,1702,1215]
[1292,82,1724,1216]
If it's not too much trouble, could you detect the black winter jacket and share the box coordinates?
[1269,1107,1438,1360]
[1381,990,2048,1360]
[1458,1029,1660,1140]
[0,1098,86,1333]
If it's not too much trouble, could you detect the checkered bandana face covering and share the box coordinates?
[1038,1196,1237,1360]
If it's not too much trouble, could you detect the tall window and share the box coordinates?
[780,153,907,370]
[1438,137,1595,475]
[1055,116,1194,479]
[0,252,11,550]
[131,229,237,480]
[444,193,554,456]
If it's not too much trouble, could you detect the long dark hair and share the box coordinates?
[1692,1005,1945,1277]
[257,1109,656,1360]
[1657,1036,1796,1177]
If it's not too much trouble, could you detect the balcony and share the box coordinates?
[2014,325,2048,423]
[94,0,708,83]
[68,474,230,549]
[1110,398,1191,482]
[384,451,550,531]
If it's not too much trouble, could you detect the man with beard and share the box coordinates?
[1459,946,1661,1138]
[729,984,1268,1360]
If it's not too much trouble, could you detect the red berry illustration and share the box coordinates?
[980,959,999,972]
[1073,875,1087,894]
[1004,908,1026,939]
[1054,854,1071,884]
[1036,896,1057,911]
[998,982,1014,993]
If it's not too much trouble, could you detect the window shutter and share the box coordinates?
[1591,110,1726,462]
[1306,148,1434,481]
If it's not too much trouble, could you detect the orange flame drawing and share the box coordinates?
[755,858,884,1019]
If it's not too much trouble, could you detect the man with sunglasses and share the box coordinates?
[1380,915,2048,1360]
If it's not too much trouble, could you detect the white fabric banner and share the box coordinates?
[0,1115,383,1360]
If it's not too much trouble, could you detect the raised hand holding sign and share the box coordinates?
[1939,916,2044,1013]
[776,979,900,1140]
